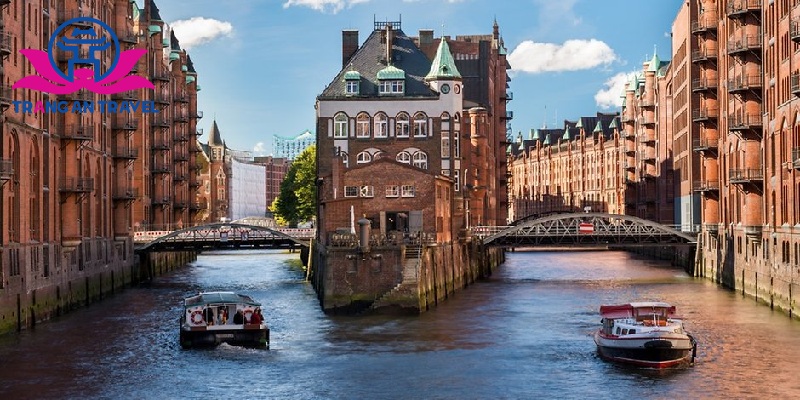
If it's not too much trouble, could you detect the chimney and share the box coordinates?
[419,29,434,57]
[342,30,359,68]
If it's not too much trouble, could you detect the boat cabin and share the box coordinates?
[599,302,682,336]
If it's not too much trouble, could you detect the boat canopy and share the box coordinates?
[599,302,676,319]
[184,292,261,308]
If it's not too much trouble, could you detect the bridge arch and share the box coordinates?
[137,222,311,252]
[482,213,696,247]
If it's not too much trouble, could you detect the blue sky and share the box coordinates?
[152,0,682,155]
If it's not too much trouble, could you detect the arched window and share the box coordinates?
[413,112,428,137]
[412,151,428,169]
[333,112,348,138]
[356,151,372,164]
[396,112,410,138]
[396,151,411,164]
[374,112,388,138]
[356,112,370,138]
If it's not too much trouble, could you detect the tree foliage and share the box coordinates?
[270,145,316,227]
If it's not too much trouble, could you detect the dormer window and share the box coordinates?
[377,65,405,95]
[343,70,361,96]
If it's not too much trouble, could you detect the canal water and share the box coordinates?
[2,249,800,399]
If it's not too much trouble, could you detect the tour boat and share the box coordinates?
[179,291,269,349]
[593,302,696,368]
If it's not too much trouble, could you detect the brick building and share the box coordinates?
[253,155,290,211]
[316,20,509,244]
[0,0,199,324]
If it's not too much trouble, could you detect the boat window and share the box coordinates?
[629,329,636,334]
[615,327,621,335]
[622,329,628,335]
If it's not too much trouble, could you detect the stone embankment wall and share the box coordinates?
[0,249,195,335]
[310,237,504,314]
[696,229,800,319]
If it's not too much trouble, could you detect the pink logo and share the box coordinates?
[13,17,154,95]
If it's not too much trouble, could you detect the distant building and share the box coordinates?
[253,156,290,210]
[199,121,267,222]
[274,130,315,160]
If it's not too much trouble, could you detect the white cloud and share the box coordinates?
[253,142,266,154]
[594,72,634,110]
[508,39,617,74]
[170,17,234,49]
[282,0,370,13]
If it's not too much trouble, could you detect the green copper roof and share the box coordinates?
[530,129,541,141]
[148,25,161,36]
[377,65,405,80]
[425,39,462,81]
[562,129,571,141]
[169,51,180,61]
[593,121,603,133]
[186,76,196,84]
[181,65,188,72]
[647,52,660,72]
[343,70,361,80]
[609,118,619,129]
[543,134,551,145]
[627,74,638,91]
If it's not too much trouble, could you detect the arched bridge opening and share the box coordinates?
[479,213,697,248]
[135,222,312,253]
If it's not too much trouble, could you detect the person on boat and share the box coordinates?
[233,309,244,324]
[250,308,263,325]
[218,307,228,325]
[203,307,215,326]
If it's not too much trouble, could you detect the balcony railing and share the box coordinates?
[173,202,188,209]
[193,111,204,119]
[111,90,138,101]
[118,29,138,44]
[152,140,170,151]
[112,187,139,201]
[0,158,13,181]
[57,9,93,25]
[728,113,762,131]
[502,91,513,101]
[793,21,800,43]
[151,163,171,174]
[151,116,171,127]
[111,145,139,160]
[792,73,800,97]
[151,196,172,205]
[692,137,718,152]
[729,168,763,183]
[792,147,800,170]
[173,152,189,161]
[0,30,11,56]
[112,118,139,131]
[726,0,762,17]
[60,124,94,141]
[174,112,189,123]
[692,107,719,122]
[693,180,720,192]
[59,177,94,193]
[727,35,763,55]
[691,14,718,33]
[173,133,189,142]
[173,173,187,181]
[692,77,718,92]
[153,92,170,104]
[502,111,514,120]
[58,89,93,102]
[151,71,171,82]
[727,75,762,93]
[0,85,11,109]
[691,48,717,62]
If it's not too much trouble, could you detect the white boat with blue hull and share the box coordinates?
[179,292,269,349]
[593,302,696,369]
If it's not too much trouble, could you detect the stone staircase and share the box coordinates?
[370,245,422,310]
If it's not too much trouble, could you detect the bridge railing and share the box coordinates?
[134,226,316,244]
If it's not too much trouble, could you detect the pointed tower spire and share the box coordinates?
[208,120,223,146]
[425,37,462,81]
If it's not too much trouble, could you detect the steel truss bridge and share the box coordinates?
[135,223,312,252]
[475,213,697,248]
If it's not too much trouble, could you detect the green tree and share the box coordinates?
[270,145,316,227]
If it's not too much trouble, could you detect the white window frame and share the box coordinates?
[385,185,399,198]
[334,113,348,138]
[360,185,374,198]
[412,151,428,169]
[441,136,450,158]
[396,113,410,138]
[413,112,427,137]
[453,130,461,158]
[401,185,415,198]
[344,186,358,197]
[454,170,460,192]
[374,113,388,138]
[356,151,372,164]
[356,112,370,138]
[346,80,359,95]
[396,151,411,164]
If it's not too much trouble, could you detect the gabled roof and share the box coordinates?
[149,0,162,21]
[319,28,437,99]
[425,38,461,81]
